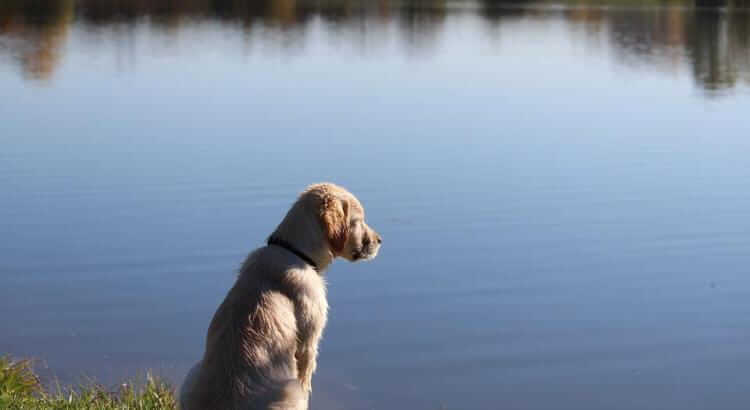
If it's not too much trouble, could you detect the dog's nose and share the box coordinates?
[376,235,382,244]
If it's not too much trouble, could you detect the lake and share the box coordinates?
[1,1,750,409]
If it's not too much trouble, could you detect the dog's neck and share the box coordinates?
[267,234,333,272]
[267,236,321,271]
[269,205,335,272]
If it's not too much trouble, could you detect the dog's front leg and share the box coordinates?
[295,340,318,393]
[294,296,327,394]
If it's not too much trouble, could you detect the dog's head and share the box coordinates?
[271,183,381,267]
[303,183,381,262]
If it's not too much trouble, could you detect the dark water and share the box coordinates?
[2,1,750,409]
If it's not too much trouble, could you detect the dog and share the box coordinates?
[179,183,381,410]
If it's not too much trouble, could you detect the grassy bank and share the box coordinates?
[0,356,176,410]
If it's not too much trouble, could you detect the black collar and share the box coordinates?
[267,236,319,271]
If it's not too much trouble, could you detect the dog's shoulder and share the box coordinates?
[244,246,327,300]
[242,246,329,335]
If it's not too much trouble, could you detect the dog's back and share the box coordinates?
[179,248,315,410]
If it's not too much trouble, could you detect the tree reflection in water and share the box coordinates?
[1,0,750,93]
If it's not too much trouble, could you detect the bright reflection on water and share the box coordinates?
[2,1,750,409]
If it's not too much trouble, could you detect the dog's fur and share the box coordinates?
[179,183,381,410]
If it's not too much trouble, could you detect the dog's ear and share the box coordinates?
[320,196,349,255]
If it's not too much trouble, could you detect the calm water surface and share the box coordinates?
[2,1,750,409]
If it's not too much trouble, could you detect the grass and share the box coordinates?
[0,356,177,409]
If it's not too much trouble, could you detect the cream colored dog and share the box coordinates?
[180,183,381,410]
